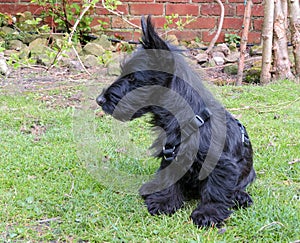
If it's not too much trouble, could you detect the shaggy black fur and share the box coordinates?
[96,16,256,227]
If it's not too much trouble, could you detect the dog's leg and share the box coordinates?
[191,202,232,227]
[191,163,238,227]
[233,190,253,209]
[140,183,184,215]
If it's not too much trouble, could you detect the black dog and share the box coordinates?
[96,16,256,227]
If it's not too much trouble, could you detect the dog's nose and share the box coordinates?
[96,95,106,106]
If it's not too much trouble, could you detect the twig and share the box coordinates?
[101,0,141,29]
[161,16,197,37]
[258,221,284,232]
[288,159,300,165]
[236,0,253,86]
[228,97,300,113]
[206,0,224,54]
[37,217,61,224]
[66,1,93,76]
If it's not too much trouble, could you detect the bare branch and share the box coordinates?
[236,0,252,86]
[101,0,141,29]
[206,0,224,54]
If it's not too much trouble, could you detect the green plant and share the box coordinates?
[104,0,122,11]
[225,33,241,45]
[24,17,50,34]
[163,14,195,32]
[98,50,113,66]
[30,0,99,44]
[7,52,36,69]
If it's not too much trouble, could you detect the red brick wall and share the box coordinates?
[0,0,264,43]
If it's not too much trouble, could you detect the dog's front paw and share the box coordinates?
[233,190,253,209]
[191,203,232,228]
[144,193,183,215]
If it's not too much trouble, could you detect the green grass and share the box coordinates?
[0,80,299,242]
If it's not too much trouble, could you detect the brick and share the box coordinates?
[2,0,18,2]
[202,31,225,43]
[193,0,225,3]
[201,3,236,16]
[253,18,264,31]
[168,30,202,41]
[151,17,168,28]
[130,3,164,15]
[237,4,264,16]
[200,4,221,16]
[28,4,43,14]
[95,6,110,15]
[166,4,199,16]
[248,31,261,44]
[133,31,142,42]
[95,4,128,15]
[223,17,243,29]
[127,18,142,28]
[0,4,28,14]
[112,17,133,28]
[129,17,168,30]
[121,0,154,2]
[157,0,189,2]
[185,17,216,29]
[91,17,111,28]
[105,30,134,40]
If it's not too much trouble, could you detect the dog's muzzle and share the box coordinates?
[96,94,106,106]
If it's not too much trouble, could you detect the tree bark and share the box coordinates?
[260,0,275,84]
[288,0,300,77]
[273,0,294,80]
[236,0,252,86]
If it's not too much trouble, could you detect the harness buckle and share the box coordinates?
[163,146,176,161]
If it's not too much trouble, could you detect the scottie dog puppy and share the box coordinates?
[96,16,256,227]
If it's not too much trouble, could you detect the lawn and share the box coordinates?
[0,73,299,242]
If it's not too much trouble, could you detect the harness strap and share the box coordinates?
[163,108,212,161]
[236,119,250,146]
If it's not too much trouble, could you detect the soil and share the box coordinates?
[0,54,261,103]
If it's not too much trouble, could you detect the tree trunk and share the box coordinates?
[236,0,253,86]
[288,0,300,77]
[260,0,275,84]
[273,0,294,80]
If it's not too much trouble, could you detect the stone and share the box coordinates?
[0,26,16,35]
[28,38,55,65]
[0,53,9,75]
[213,56,225,66]
[83,54,100,68]
[82,43,105,57]
[195,53,208,64]
[212,51,225,66]
[224,52,240,63]
[29,38,48,54]
[92,35,113,50]
[166,35,179,46]
[213,43,230,56]
[19,46,30,59]
[107,61,121,76]
[7,39,26,51]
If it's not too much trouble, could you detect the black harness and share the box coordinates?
[162,109,249,161]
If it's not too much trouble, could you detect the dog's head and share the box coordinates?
[96,16,176,121]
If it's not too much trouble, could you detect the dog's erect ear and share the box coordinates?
[141,16,169,50]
